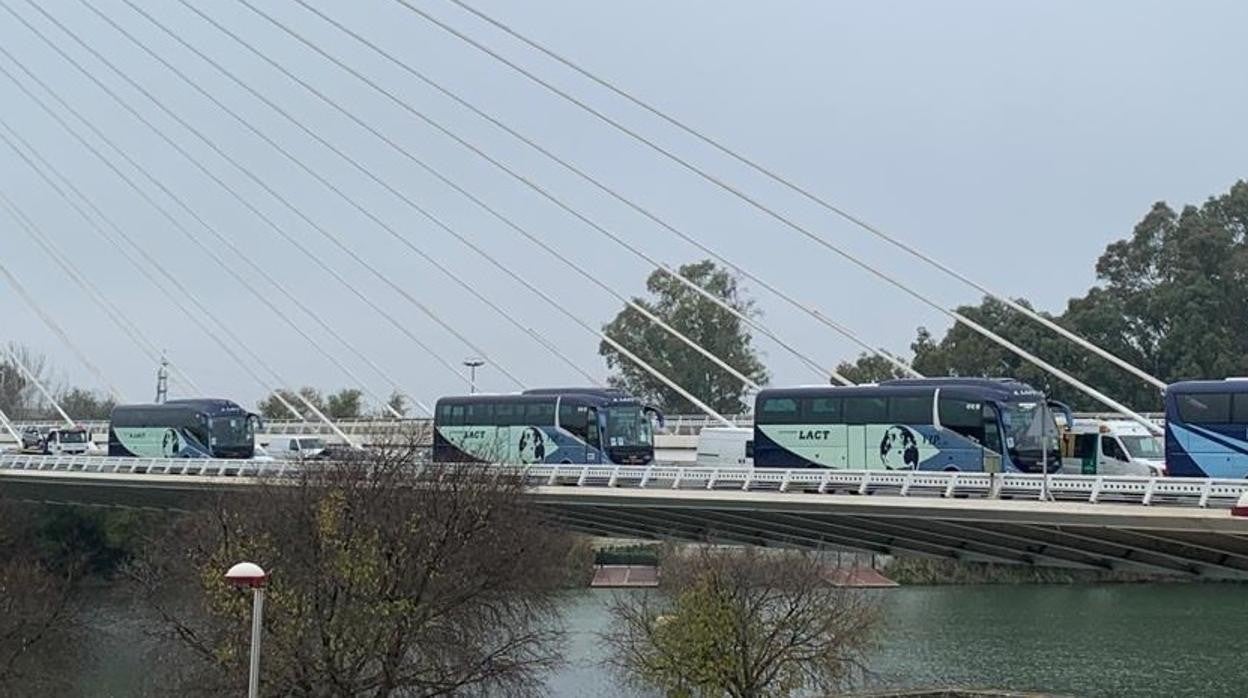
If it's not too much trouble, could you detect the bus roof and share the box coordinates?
[436,391,639,408]
[521,387,635,400]
[115,399,250,414]
[758,377,1044,403]
[1167,379,1248,394]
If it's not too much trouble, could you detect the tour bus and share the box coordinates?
[432,388,660,466]
[108,399,262,459]
[1163,379,1248,478]
[753,378,1068,473]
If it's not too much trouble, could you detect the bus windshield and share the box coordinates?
[606,405,652,448]
[211,416,254,447]
[1120,435,1162,459]
[1001,402,1060,460]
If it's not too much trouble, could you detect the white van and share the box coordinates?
[262,436,327,461]
[695,427,754,467]
[1060,419,1165,476]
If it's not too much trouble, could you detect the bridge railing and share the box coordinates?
[2,454,1243,510]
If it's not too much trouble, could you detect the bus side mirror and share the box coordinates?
[644,405,665,430]
[1047,400,1073,430]
[931,388,943,430]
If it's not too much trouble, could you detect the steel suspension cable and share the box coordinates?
[0,53,344,433]
[228,0,847,386]
[442,0,1166,391]
[0,342,74,427]
[88,0,600,391]
[131,0,758,395]
[0,107,305,423]
[0,182,205,396]
[16,0,525,396]
[6,1,424,432]
[393,0,1160,429]
[285,0,912,384]
[0,248,124,403]
[113,0,735,419]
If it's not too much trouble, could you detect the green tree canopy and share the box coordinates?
[599,260,769,414]
[837,180,1248,411]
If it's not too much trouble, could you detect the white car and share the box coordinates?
[262,436,327,461]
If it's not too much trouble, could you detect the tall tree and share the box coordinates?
[0,343,48,419]
[325,388,364,420]
[600,261,769,414]
[835,351,912,384]
[129,445,576,696]
[897,181,1248,411]
[56,387,115,421]
[257,386,325,420]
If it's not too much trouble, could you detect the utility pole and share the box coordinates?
[155,354,169,404]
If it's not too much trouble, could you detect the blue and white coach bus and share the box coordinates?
[433,388,660,466]
[753,378,1068,473]
[1163,379,1248,478]
[108,399,261,459]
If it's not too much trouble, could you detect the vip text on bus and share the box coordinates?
[753,378,1068,473]
[433,388,660,465]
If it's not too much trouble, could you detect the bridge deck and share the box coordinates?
[2,456,1247,579]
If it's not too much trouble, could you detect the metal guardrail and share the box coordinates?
[1,455,1243,510]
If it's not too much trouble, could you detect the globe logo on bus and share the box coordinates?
[879,426,920,469]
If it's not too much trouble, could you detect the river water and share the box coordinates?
[81,584,1248,696]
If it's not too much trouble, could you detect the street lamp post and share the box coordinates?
[463,358,485,394]
[226,562,268,698]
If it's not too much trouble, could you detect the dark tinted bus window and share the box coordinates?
[559,403,589,441]
[889,396,931,424]
[494,402,522,426]
[436,404,453,422]
[1233,394,1248,424]
[938,398,981,428]
[758,397,800,424]
[1176,393,1231,425]
[449,405,465,426]
[464,403,493,426]
[843,397,887,425]
[805,397,842,422]
[526,402,556,424]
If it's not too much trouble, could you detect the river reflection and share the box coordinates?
[79,584,1248,696]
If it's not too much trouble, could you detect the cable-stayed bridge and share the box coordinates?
[1,1,1244,572]
[4,454,1248,579]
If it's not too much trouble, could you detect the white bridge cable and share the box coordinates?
[0,248,124,404]
[442,0,1167,392]
[228,0,848,388]
[0,182,205,397]
[21,0,527,396]
[84,0,600,391]
[110,0,733,419]
[283,0,913,385]
[0,107,306,424]
[5,3,449,422]
[0,32,370,445]
[0,343,74,428]
[0,405,22,444]
[0,52,340,434]
[145,0,759,395]
[395,0,1162,431]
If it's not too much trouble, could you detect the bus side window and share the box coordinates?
[938,397,983,443]
[559,403,589,442]
[449,405,465,426]
[586,408,600,447]
[981,404,1003,454]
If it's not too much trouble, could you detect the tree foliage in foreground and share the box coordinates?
[600,260,770,414]
[128,440,578,697]
[838,180,1248,410]
[0,500,84,695]
[603,547,880,697]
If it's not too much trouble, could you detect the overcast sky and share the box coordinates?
[1,0,1245,412]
